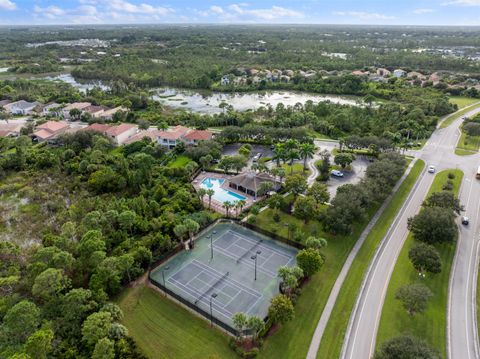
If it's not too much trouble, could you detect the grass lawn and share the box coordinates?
[449,96,480,109]
[455,130,480,155]
[117,284,236,359]
[281,162,310,176]
[255,208,375,359]
[440,102,480,129]
[167,155,192,168]
[316,159,425,358]
[375,169,463,358]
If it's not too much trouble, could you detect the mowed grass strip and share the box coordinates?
[449,96,480,109]
[440,102,480,129]
[117,285,236,359]
[455,130,480,156]
[255,204,376,358]
[376,169,463,358]
[316,159,425,359]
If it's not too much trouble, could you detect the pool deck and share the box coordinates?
[192,172,257,215]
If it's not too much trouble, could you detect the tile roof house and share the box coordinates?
[99,106,128,121]
[156,125,213,149]
[41,102,62,116]
[86,123,138,145]
[33,120,70,141]
[0,123,23,138]
[83,105,107,118]
[62,102,91,118]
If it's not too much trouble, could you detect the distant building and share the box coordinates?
[393,69,407,78]
[220,75,230,86]
[156,125,213,149]
[32,120,70,142]
[0,123,23,138]
[62,102,91,119]
[41,102,62,117]
[376,68,391,77]
[86,123,138,145]
[5,100,40,115]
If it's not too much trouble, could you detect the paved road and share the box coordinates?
[340,106,480,359]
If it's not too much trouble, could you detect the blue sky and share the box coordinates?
[0,0,479,26]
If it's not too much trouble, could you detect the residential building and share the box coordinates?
[41,102,62,117]
[0,123,23,137]
[156,125,213,149]
[86,122,138,145]
[32,120,70,142]
[99,106,127,121]
[376,68,391,77]
[5,100,40,115]
[393,69,407,78]
[84,105,107,118]
[62,102,91,119]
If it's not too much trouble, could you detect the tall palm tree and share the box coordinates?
[223,201,233,217]
[285,150,299,174]
[273,143,286,167]
[184,219,200,249]
[206,189,215,209]
[298,143,316,172]
[237,199,246,214]
[197,188,207,205]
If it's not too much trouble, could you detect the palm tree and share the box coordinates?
[223,201,233,217]
[298,143,316,172]
[258,181,274,197]
[285,150,299,174]
[197,188,207,205]
[184,219,200,249]
[273,143,286,167]
[284,139,298,152]
[206,189,215,209]
[236,199,246,215]
[173,224,188,246]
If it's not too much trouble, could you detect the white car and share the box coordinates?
[428,165,436,173]
[331,170,344,177]
[462,216,469,225]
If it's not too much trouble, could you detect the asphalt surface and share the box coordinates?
[340,107,480,359]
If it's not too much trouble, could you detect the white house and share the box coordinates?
[393,69,407,78]
[6,100,40,115]
[156,125,213,149]
[42,102,62,116]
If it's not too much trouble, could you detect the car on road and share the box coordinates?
[462,216,469,225]
[252,153,262,162]
[428,165,436,173]
[331,169,344,177]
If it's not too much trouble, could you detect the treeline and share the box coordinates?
[324,152,407,234]
[0,132,216,358]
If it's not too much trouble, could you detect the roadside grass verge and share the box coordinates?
[376,169,463,357]
[455,131,480,156]
[256,208,376,358]
[117,285,236,359]
[440,102,480,129]
[449,96,480,109]
[316,159,425,359]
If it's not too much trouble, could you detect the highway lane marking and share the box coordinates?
[343,167,429,359]
[365,172,431,358]
[464,178,475,359]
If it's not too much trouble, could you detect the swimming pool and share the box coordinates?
[200,178,246,203]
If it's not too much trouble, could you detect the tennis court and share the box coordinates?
[150,221,298,330]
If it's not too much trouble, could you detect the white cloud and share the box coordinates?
[413,8,435,14]
[210,5,224,15]
[0,0,16,11]
[108,0,173,15]
[443,0,480,4]
[34,5,66,19]
[333,11,395,20]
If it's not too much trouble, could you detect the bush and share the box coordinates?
[447,172,455,180]
[375,335,440,359]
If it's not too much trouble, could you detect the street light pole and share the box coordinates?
[210,293,218,327]
[162,266,170,297]
[251,250,262,281]
[210,230,217,261]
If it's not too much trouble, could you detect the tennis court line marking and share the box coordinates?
[225,229,293,259]
[210,246,277,277]
[192,260,263,297]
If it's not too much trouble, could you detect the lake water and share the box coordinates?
[43,73,110,93]
[152,87,360,114]
[0,68,10,73]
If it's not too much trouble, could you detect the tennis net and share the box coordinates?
[194,271,229,305]
[236,239,263,263]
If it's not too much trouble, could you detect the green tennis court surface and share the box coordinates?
[150,221,298,329]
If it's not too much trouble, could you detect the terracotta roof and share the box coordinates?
[33,129,54,140]
[123,130,161,144]
[86,123,110,133]
[183,129,212,141]
[37,121,69,133]
[156,125,190,140]
[84,105,106,114]
[0,130,11,137]
[105,123,137,137]
[63,102,91,111]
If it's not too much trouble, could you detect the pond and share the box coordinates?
[152,87,361,114]
[43,73,110,93]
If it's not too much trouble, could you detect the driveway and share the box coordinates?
[222,143,274,167]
